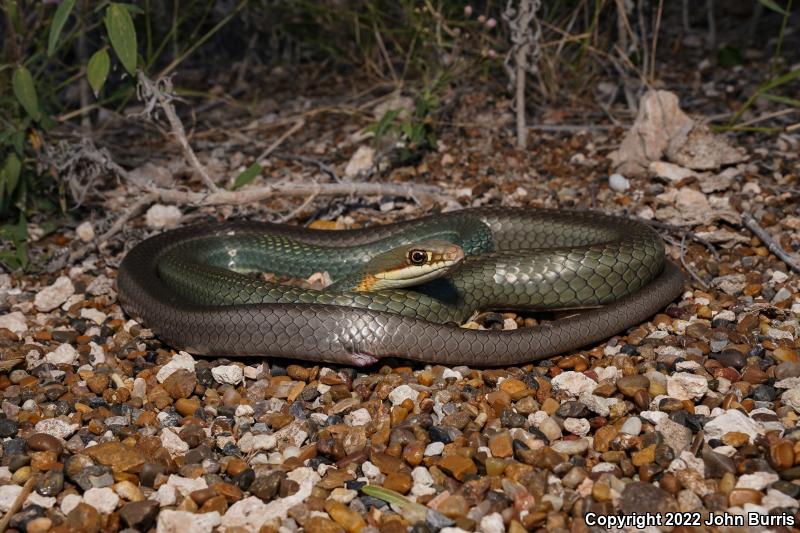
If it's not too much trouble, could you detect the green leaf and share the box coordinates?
[47,0,78,57]
[2,153,21,196]
[758,0,787,15]
[104,3,138,75]
[87,49,111,96]
[232,163,262,190]
[360,486,453,527]
[365,109,401,139]
[12,66,41,122]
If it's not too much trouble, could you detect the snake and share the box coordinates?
[117,207,684,367]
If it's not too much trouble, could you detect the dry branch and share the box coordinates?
[741,213,800,274]
[136,73,219,192]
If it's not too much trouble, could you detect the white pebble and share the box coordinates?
[156,351,196,383]
[145,204,182,228]
[45,343,79,365]
[609,173,630,192]
[161,428,189,455]
[388,384,419,406]
[211,365,243,385]
[35,418,78,439]
[0,312,27,334]
[76,221,95,242]
[83,487,119,513]
[80,307,107,325]
[424,442,445,456]
[35,276,75,312]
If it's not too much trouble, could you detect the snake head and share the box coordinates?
[353,240,465,291]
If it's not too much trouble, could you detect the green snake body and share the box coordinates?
[117,207,684,366]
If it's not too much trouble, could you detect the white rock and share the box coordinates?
[675,188,711,224]
[35,418,78,439]
[424,442,444,456]
[667,372,708,400]
[441,368,463,380]
[344,145,375,178]
[89,342,106,365]
[704,409,764,443]
[83,487,119,513]
[161,428,189,455]
[781,387,800,411]
[412,466,434,486]
[649,161,696,182]
[166,474,207,496]
[736,472,779,491]
[361,461,381,478]
[45,343,79,365]
[772,270,789,284]
[762,489,798,510]
[345,408,371,426]
[80,307,107,325]
[157,510,221,533]
[608,173,630,192]
[551,371,597,396]
[639,411,668,425]
[76,221,95,242]
[0,485,53,512]
[551,438,589,455]
[132,377,147,399]
[145,204,182,229]
[60,493,83,514]
[579,393,618,417]
[563,418,590,437]
[152,485,178,506]
[211,364,243,385]
[238,433,277,453]
[388,384,419,406]
[480,513,506,533]
[620,417,642,436]
[0,311,27,334]
[235,404,254,417]
[156,351,195,383]
[254,467,319,525]
[329,488,357,504]
[35,276,75,312]
[27,492,56,509]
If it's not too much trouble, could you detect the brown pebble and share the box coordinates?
[438,454,477,481]
[728,488,763,506]
[382,472,412,494]
[27,433,63,454]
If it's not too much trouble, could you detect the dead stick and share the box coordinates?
[256,120,305,162]
[137,73,219,192]
[0,475,36,532]
[149,181,446,206]
[741,213,800,273]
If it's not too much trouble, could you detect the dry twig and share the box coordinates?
[741,213,800,274]
[148,181,446,206]
[136,73,219,192]
[502,0,542,149]
[256,120,306,162]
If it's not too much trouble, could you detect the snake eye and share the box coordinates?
[408,250,427,265]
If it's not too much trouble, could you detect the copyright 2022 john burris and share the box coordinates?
[584,510,797,529]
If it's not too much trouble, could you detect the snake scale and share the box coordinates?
[117,207,684,366]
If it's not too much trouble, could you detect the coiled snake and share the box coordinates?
[117,207,684,366]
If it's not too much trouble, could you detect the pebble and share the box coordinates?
[212,364,244,385]
[45,343,79,365]
[0,312,27,334]
[666,372,708,400]
[145,204,182,229]
[35,276,75,312]
[388,385,419,406]
[83,487,119,513]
